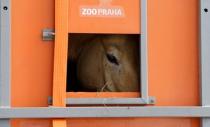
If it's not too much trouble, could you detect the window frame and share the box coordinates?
[63,0,154,105]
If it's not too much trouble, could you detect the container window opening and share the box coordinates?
[66,34,141,92]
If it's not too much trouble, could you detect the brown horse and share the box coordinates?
[68,34,140,92]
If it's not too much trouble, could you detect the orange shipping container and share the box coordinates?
[0,0,208,127]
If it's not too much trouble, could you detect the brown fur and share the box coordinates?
[68,34,140,92]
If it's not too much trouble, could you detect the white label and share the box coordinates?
[80,7,124,17]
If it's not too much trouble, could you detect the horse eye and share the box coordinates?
[106,53,119,65]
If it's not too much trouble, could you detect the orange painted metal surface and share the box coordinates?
[11,0,199,127]
[69,0,140,34]
[67,92,140,98]
[52,0,69,127]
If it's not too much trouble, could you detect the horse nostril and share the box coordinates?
[106,54,119,65]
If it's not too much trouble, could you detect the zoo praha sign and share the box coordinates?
[80,0,125,17]
[69,0,140,33]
